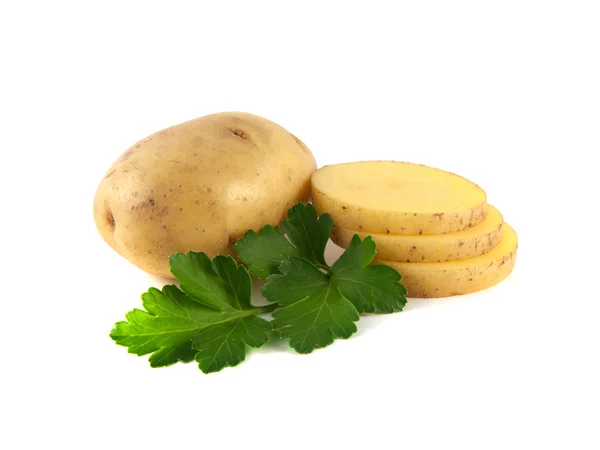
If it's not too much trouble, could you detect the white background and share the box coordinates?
[1,1,599,449]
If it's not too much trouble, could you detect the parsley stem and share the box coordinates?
[316,262,329,271]
[256,303,278,314]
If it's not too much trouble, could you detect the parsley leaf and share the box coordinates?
[237,204,407,353]
[235,225,299,279]
[263,257,360,353]
[110,252,274,373]
[236,203,333,278]
[261,234,407,353]
[281,202,333,269]
[330,235,408,314]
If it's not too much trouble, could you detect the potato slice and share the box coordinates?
[374,224,518,298]
[332,206,503,263]
[311,161,487,235]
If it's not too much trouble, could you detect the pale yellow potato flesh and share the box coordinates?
[311,161,487,235]
[332,206,504,263]
[94,112,317,277]
[373,224,518,298]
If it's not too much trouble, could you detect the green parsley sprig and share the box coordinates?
[237,203,407,353]
[111,203,407,373]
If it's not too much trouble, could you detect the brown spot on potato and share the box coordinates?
[342,206,347,210]
[418,229,422,235]
[178,184,182,188]
[134,198,156,210]
[358,225,363,229]
[386,229,390,234]
[106,211,115,229]
[433,213,444,219]
[421,255,425,260]
[230,128,249,140]
[179,207,183,212]
[194,200,200,204]
[162,225,167,229]
[458,240,464,247]
[401,226,406,231]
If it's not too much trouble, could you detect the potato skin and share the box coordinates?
[374,224,518,298]
[93,112,316,277]
[331,206,504,263]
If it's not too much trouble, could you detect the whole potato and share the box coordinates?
[94,112,317,277]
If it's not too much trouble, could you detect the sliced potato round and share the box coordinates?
[311,161,487,235]
[332,206,504,263]
[374,224,518,298]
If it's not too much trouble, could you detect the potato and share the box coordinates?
[374,224,518,298]
[311,161,487,235]
[93,112,317,277]
[332,205,504,263]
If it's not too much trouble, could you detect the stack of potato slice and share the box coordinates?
[311,161,517,298]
